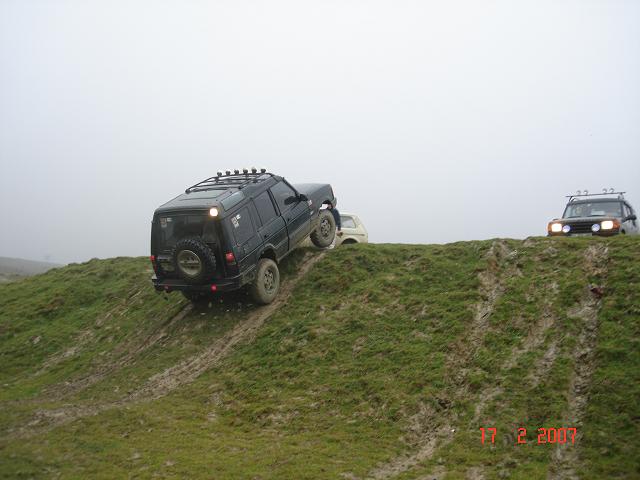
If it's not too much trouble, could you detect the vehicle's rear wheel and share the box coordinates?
[249,258,280,305]
[172,237,217,284]
[310,210,336,248]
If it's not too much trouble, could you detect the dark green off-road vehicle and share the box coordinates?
[547,190,638,237]
[150,169,338,304]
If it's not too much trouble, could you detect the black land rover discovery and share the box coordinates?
[150,169,338,304]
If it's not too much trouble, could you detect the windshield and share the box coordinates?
[563,201,622,218]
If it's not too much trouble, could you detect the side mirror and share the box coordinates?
[298,193,308,202]
[284,195,298,206]
[625,214,637,222]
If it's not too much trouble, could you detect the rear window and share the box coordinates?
[156,214,213,250]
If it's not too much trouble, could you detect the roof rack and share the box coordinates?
[185,168,274,194]
[566,189,626,202]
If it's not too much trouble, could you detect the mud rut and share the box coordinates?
[13,252,325,439]
[366,242,608,480]
[547,244,608,480]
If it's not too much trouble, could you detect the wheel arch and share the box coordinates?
[341,238,358,245]
[259,246,277,262]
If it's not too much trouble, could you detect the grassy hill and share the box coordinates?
[0,257,61,284]
[0,237,638,479]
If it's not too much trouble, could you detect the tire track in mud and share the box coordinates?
[548,244,608,480]
[11,252,325,439]
[126,252,325,402]
[366,241,519,480]
[464,244,608,480]
[42,302,194,400]
[36,286,146,375]
[470,282,560,425]
[368,240,582,480]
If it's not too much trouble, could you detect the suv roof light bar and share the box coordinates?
[185,171,274,194]
[566,190,626,201]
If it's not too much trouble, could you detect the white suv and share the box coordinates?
[336,212,368,246]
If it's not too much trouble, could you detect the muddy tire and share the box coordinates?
[310,210,336,248]
[181,290,209,302]
[249,258,280,305]
[172,237,217,284]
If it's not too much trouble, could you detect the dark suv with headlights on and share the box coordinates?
[547,191,638,237]
[150,169,338,304]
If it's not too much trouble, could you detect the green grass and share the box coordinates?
[0,238,638,479]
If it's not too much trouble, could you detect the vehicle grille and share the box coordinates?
[565,222,595,234]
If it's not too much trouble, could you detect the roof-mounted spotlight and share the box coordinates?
[217,171,223,177]
[260,168,267,173]
[225,170,231,176]
[234,169,240,174]
[251,167,257,173]
[242,168,249,174]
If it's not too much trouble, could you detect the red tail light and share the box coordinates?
[150,255,158,272]
[225,252,236,264]
[210,285,217,292]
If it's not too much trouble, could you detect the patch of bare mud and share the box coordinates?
[465,466,486,480]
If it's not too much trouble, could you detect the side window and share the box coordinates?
[230,207,254,245]
[253,191,278,225]
[624,204,632,217]
[341,216,357,228]
[270,181,297,212]
[221,191,245,211]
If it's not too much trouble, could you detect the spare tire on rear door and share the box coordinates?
[310,209,336,248]
[172,237,217,284]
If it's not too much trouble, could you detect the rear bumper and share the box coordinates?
[152,273,245,293]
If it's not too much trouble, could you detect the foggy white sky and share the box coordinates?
[1,0,639,264]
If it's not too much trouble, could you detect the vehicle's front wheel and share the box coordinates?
[310,210,336,248]
[249,258,280,305]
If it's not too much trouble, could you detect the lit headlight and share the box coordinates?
[551,223,563,233]
[601,220,614,230]
[209,207,219,217]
